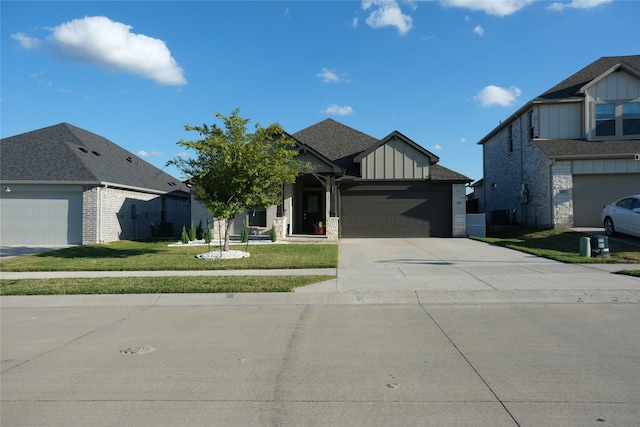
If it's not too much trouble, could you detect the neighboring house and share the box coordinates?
[477,55,640,229]
[0,123,190,245]
[194,119,471,239]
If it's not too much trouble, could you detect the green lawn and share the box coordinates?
[473,228,640,271]
[0,241,338,272]
[0,275,334,296]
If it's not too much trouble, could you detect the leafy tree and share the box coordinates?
[168,108,301,251]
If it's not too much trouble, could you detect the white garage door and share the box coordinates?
[573,174,640,227]
[0,191,83,245]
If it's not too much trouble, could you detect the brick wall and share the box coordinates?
[83,186,189,243]
[483,108,554,229]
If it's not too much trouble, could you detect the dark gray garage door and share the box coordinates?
[340,182,452,238]
[573,174,640,227]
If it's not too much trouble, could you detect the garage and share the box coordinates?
[573,174,640,227]
[340,182,452,238]
[0,188,83,245]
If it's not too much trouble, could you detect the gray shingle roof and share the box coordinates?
[292,119,378,175]
[431,164,471,182]
[0,123,189,194]
[478,55,640,147]
[537,55,640,100]
[535,139,640,159]
[293,118,470,182]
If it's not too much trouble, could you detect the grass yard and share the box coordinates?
[0,275,334,296]
[0,241,338,272]
[474,228,640,269]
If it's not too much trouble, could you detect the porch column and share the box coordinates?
[282,183,294,236]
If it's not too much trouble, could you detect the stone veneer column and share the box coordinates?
[326,217,339,241]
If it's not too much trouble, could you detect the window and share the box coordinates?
[507,125,513,152]
[595,103,615,136]
[594,101,640,138]
[623,102,640,135]
[529,110,535,139]
[248,207,266,227]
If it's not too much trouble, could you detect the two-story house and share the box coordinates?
[477,55,640,229]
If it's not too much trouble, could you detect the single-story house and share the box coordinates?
[194,119,471,239]
[476,55,640,228]
[0,123,191,245]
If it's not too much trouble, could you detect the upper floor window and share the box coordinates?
[594,101,640,138]
[595,103,615,136]
[507,125,513,152]
[528,110,535,139]
[623,102,640,135]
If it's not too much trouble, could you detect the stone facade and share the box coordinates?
[452,183,467,237]
[325,217,339,241]
[551,161,574,228]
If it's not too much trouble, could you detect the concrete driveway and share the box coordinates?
[298,238,640,298]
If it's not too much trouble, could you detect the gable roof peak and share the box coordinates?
[537,54,640,100]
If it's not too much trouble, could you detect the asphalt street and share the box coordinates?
[1,238,639,426]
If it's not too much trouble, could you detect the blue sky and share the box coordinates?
[2,0,639,184]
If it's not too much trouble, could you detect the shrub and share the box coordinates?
[181,226,189,244]
[241,223,249,243]
[196,220,204,240]
[203,226,212,244]
[270,227,277,242]
[189,222,197,241]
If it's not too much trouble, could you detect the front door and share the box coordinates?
[302,191,323,233]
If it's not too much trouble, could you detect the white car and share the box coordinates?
[601,195,640,238]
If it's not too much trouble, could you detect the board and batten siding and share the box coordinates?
[360,138,430,179]
[538,102,583,139]
[584,70,640,140]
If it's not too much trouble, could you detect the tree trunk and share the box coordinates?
[223,217,234,251]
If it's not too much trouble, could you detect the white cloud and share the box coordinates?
[474,85,522,107]
[433,144,443,151]
[441,0,534,16]
[12,32,40,49]
[317,67,349,83]
[547,0,613,12]
[321,104,354,116]
[138,150,163,158]
[177,151,190,160]
[459,137,467,143]
[353,17,359,28]
[16,16,186,85]
[473,25,485,36]
[362,1,413,35]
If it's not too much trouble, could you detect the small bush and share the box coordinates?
[203,226,212,243]
[270,227,277,242]
[241,223,249,243]
[196,220,204,240]
[181,226,189,244]
[189,222,197,241]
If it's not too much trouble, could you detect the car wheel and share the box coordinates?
[604,217,616,236]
